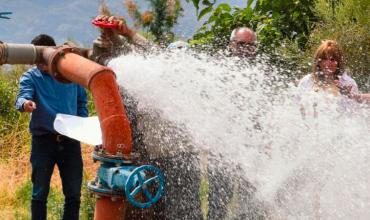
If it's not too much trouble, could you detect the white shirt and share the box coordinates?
[297,73,359,114]
[298,73,358,94]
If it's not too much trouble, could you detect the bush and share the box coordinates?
[0,65,30,161]
[191,0,317,53]
[305,0,370,89]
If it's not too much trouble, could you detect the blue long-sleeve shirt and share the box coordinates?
[15,67,88,136]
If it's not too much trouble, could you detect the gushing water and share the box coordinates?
[109,50,370,219]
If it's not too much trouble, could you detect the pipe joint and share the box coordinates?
[0,43,6,64]
[44,46,84,83]
[92,148,138,165]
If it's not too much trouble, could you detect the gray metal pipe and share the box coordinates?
[0,42,91,66]
[0,43,44,64]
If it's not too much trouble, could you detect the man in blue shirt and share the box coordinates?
[15,34,88,220]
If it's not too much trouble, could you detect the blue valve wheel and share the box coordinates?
[125,165,165,208]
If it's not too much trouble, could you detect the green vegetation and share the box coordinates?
[11,173,95,219]
[0,65,30,162]
[14,180,64,220]
[80,173,96,220]
[190,0,317,52]
[124,0,183,44]
[199,175,209,219]
[187,0,369,87]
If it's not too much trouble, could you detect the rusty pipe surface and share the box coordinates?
[0,42,133,156]
[44,46,133,156]
[94,197,126,220]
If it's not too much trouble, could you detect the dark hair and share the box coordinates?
[31,34,56,46]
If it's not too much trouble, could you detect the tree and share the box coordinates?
[189,0,317,53]
[124,0,183,44]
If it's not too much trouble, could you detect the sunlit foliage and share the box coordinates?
[188,0,317,53]
[123,0,183,44]
[306,0,370,89]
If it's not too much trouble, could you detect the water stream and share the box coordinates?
[109,50,370,219]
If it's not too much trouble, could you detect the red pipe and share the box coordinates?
[0,43,133,220]
[44,47,132,220]
[94,197,126,220]
[43,47,132,156]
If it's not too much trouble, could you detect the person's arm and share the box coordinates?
[77,85,88,117]
[338,78,370,104]
[334,74,359,97]
[95,15,154,50]
[15,73,36,113]
[351,93,370,103]
[335,76,370,103]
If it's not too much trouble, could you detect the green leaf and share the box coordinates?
[185,0,200,13]
[193,0,200,11]
[208,14,218,23]
[202,0,212,6]
[220,13,233,21]
[243,6,253,20]
[217,3,231,12]
[198,5,213,20]
[247,0,255,8]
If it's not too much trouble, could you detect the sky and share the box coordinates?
[0,0,245,47]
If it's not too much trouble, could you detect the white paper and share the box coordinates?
[53,113,102,145]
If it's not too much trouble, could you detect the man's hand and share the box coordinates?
[94,15,134,39]
[23,100,36,113]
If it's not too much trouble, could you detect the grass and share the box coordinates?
[0,65,97,219]
[10,172,96,220]
[13,180,64,220]
[0,141,97,219]
[80,172,96,220]
[200,176,209,219]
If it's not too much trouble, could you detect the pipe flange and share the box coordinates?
[92,151,141,164]
[92,151,132,164]
[87,181,124,198]
[47,46,83,83]
[93,150,140,164]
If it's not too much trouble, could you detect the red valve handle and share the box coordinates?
[91,19,119,29]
